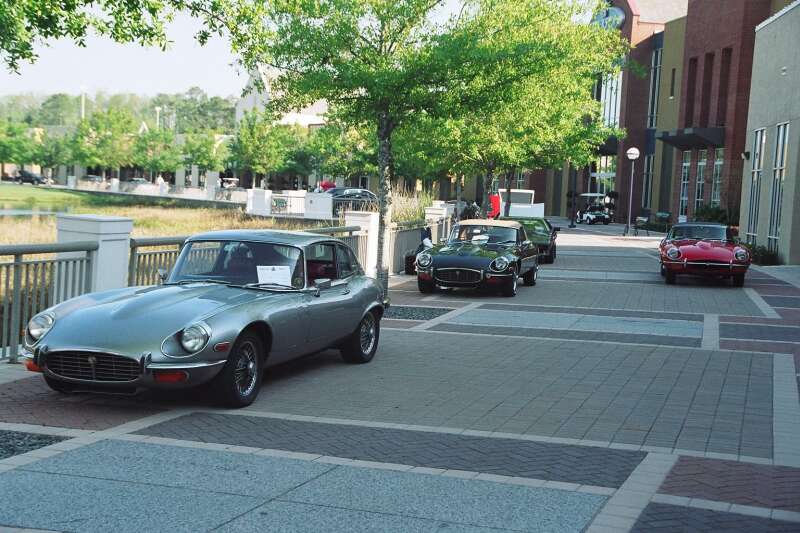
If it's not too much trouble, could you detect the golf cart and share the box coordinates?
[576,193,611,225]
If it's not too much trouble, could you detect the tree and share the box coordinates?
[0,121,36,176]
[133,129,183,179]
[31,94,79,127]
[183,130,229,175]
[229,112,298,185]
[183,0,626,289]
[32,133,73,178]
[71,108,136,178]
[306,123,376,185]
[1,0,175,72]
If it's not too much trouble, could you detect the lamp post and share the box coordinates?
[624,147,640,236]
[154,106,162,129]
[79,85,87,120]
[569,164,577,228]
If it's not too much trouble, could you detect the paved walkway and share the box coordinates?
[0,230,798,532]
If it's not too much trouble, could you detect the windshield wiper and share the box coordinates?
[242,282,298,291]
[164,279,233,286]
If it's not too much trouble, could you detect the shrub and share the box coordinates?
[391,184,433,225]
[693,205,734,224]
[739,243,781,266]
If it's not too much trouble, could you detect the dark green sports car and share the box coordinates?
[415,219,538,297]
[500,217,559,264]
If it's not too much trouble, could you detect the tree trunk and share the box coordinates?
[455,173,462,220]
[375,110,395,293]
[481,164,495,217]
[503,167,515,218]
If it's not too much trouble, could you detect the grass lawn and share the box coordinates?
[0,184,322,246]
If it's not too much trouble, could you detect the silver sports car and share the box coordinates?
[21,230,388,407]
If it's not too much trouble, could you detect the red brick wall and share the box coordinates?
[670,0,772,220]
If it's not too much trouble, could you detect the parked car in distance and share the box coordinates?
[82,175,104,183]
[500,216,559,263]
[327,188,378,214]
[21,230,388,407]
[659,223,750,286]
[576,204,611,225]
[127,177,149,185]
[416,219,538,297]
[16,169,48,185]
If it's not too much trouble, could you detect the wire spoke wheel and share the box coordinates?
[359,314,376,355]
[233,340,258,397]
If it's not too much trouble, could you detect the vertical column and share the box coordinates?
[345,211,380,278]
[190,165,199,188]
[56,214,134,292]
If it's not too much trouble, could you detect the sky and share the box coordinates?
[0,15,246,98]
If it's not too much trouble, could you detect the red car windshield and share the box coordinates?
[669,225,729,241]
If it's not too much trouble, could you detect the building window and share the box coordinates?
[685,58,698,127]
[679,151,691,217]
[598,72,622,128]
[596,155,617,195]
[642,154,654,208]
[647,48,663,128]
[669,68,676,99]
[767,123,789,252]
[716,48,732,127]
[746,129,766,245]
[710,148,724,207]
[694,150,707,211]
[700,53,714,127]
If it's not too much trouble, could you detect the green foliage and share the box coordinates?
[391,185,434,225]
[33,133,73,173]
[693,205,733,224]
[133,129,183,174]
[183,131,228,171]
[0,120,35,166]
[229,112,300,177]
[71,108,136,174]
[1,0,173,72]
[739,243,781,266]
[149,88,237,133]
[306,123,376,183]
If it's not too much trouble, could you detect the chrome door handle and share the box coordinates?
[342,286,351,295]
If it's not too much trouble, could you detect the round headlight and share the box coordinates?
[666,247,681,260]
[492,257,510,271]
[27,313,54,341]
[180,324,210,353]
[734,249,749,262]
[417,253,432,268]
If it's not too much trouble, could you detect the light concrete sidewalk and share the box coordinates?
[756,265,800,288]
[0,361,30,385]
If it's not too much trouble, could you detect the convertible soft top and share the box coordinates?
[458,219,522,229]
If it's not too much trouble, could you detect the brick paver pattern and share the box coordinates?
[631,503,800,533]
[137,412,647,488]
[659,456,800,512]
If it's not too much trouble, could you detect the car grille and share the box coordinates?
[46,351,141,382]
[435,268,481,283]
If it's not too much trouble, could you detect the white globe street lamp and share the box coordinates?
[625,147,640,236]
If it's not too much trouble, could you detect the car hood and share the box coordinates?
[431,242,512,258]
[41,283,268,354]
[669,240,738,261]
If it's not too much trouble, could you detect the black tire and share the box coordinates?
[659,263,666,277]
[603,219,610,225]
[418,278,435,293]
[665,271,676,285]
[523,267,537,286]
[341,312,380,364]
[211,331,264,408]
[501,272,518,296]
[44,375,76,393]
[547,244,556,264]
[732,273,745,287]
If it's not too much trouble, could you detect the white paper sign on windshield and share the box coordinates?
[256,265,292,286]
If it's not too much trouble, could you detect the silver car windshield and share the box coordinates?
[168,241,306,288]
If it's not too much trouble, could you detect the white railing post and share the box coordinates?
[56,214,134,292]
[345,211,380,278]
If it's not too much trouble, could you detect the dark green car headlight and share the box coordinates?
[417,253,432,268]
[491,257,510,271]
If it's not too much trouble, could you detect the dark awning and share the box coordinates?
[598,135,618,156]
[656,127,725,150]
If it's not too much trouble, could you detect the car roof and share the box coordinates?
[458,219,522,229]
[671,222,727,228]
[186,229,343,247]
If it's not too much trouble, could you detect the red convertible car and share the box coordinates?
[659,223,751,286]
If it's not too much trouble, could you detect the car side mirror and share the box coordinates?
[522,240,532,249]
[314,278,332,290]
[157,268,169,283]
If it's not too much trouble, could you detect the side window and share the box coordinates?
[307,243,337,284]
[336,244,355,279]
[517,227,527,243]
[348,247,363,275]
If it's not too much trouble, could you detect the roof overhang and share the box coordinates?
[656,127,725,150]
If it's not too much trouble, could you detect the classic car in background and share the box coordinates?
[415,219,538,297]
[501,216,559,263]
[22,230,387,407]
[659,223,751,286]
